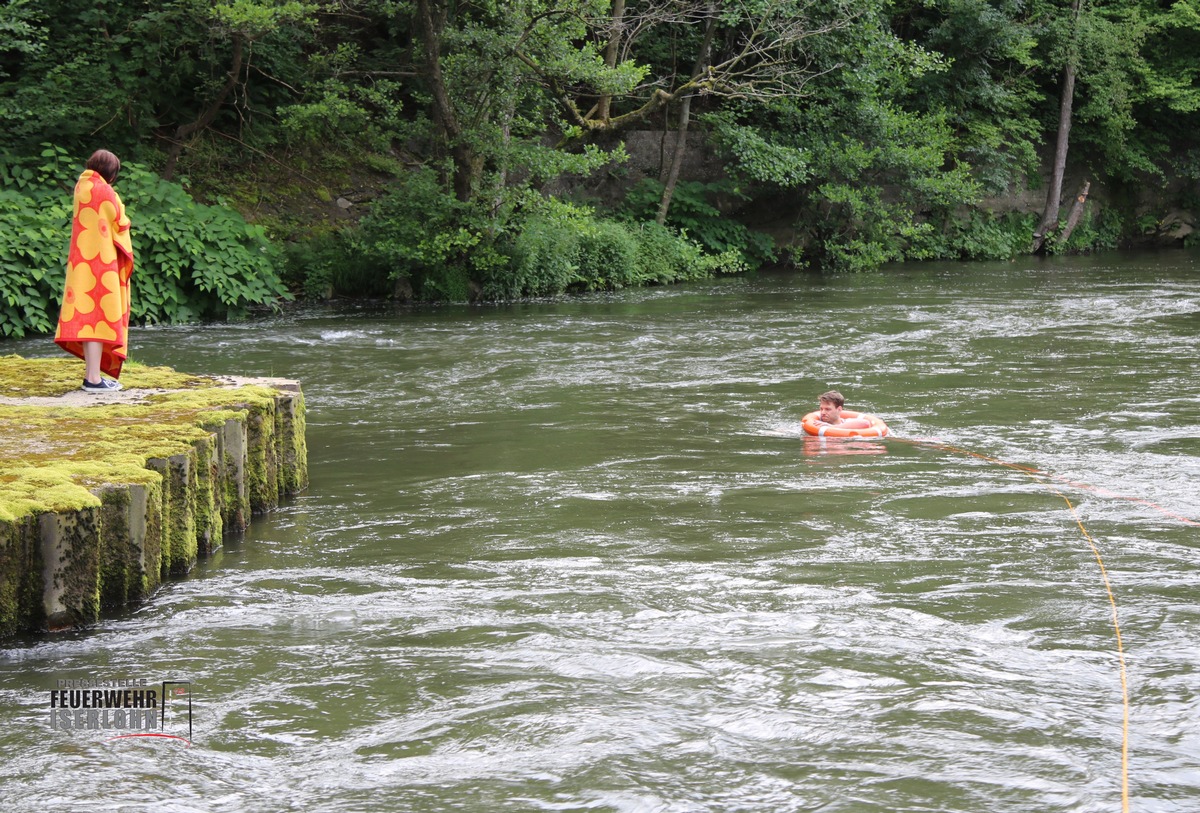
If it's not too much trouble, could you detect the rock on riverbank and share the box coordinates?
[0,356,308,637]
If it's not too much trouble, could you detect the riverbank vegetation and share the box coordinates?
[2,0,1198,334]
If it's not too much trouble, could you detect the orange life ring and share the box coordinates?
[801,410,889,438]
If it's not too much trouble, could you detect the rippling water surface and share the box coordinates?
[2,254,1199,812]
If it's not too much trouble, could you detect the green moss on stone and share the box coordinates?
[0,385,288,523]
[166,452,197,575]
[42,507,102,629]
[140,478,164,597]
[220,425,249,533]
[0,516,43,637]
[246,398,278,513]
[277,392,309,497]
[0,356,309,637]
[98,484,133,609]
[192,433,222,557]
[0,355,208,398]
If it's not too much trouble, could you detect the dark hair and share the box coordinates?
[819,390,845,408]
[86,149,121,183]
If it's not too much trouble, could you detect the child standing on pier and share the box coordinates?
[54,149,135,392]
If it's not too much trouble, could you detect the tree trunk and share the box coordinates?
[656,5,717,226]
[1031,0,1082,254]
[162,34,245,181]
[1057,180,1091,245]
[596,0,626,124]
[415,0,478,201]
[656,95,695,226]
[491,99,516,219]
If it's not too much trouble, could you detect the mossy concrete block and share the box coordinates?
[216,416,249,533]
[97,482,160,608]
[97,484,137,609]
[276,391,308,498]
[39,507,101,630]
[0,359,309,637]
[191,432,222,558]
[139,479,164,596]
[0,515,44,637]
[246,397,279,514]
[147,452,197,577]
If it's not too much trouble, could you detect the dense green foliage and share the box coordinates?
[2,0,1198,335]
[0,145,288,337]
[354,169,736,300]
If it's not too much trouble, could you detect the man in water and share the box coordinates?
[815,391,871,429]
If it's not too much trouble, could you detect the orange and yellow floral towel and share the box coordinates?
[54,169,135,379]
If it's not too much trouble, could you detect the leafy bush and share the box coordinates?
[355,167,506,300]
[282,228,390,300]
[127,164,289,323]
[1054,208,1123,253]
[806,181,913,273]
[629,221,689,285]
[485,196,609,298]
[491,204,731,299]
[621,179,776,269]
[495,214,581,298]
[354,172,750,303]
[629,221,744,283]
[911,211,1035,261]
[576,219,640,290]
[0,145,289,337]
[0,159,69,336]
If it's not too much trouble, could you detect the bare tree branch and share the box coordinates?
[515,0,857,140]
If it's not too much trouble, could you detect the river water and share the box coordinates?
[1,252,1198,812]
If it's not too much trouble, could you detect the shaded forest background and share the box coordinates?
[2,0,1199,336]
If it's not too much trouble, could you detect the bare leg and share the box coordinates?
[83,341,103,384]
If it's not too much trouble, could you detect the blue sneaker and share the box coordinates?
[82,378,123,392]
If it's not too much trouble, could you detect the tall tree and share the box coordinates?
[656,2,717,225]
[1130,0,1200,181]
[697,0,981,271]
[407,0,632,206]
[1031,0,1083,254]
[1028,0,1148,251]
[0,0,45,78]
[891,0,1043,194]
[414,0,478,201]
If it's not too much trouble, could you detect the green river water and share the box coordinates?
[1,252,1198,812]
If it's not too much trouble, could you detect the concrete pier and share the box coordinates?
[0,356,308,637]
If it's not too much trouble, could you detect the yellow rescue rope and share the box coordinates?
[1043,481,1130,812]
[897,438,1141,812]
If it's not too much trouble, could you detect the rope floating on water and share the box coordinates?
[900,436,1199,527]
[1045,482,1130,813]
[897,436,1145,812]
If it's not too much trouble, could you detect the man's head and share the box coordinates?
[819,391,845,409]
[818,390,845,423]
